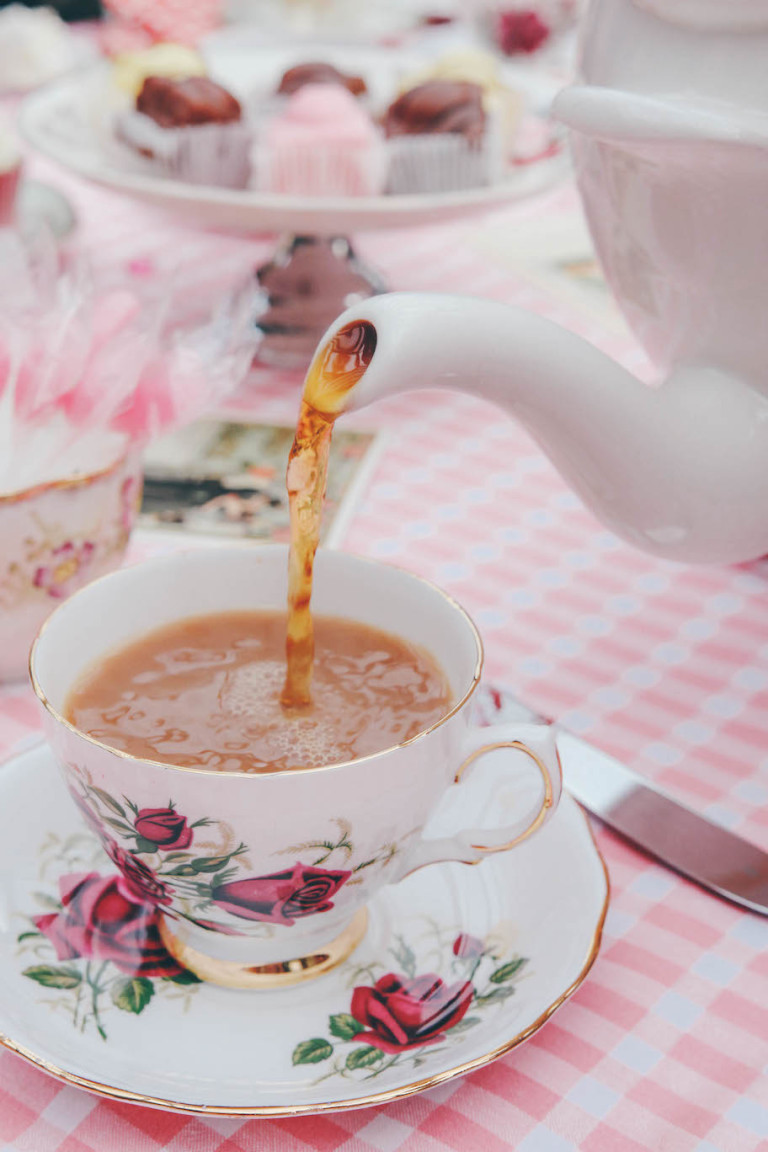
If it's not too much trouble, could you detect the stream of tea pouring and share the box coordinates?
[304,292,768,567]
[282,320,377,710]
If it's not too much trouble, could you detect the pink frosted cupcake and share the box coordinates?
[256,84,384,197]
[116,75,251,189]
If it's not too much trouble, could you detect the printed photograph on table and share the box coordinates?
[138,418,381,544]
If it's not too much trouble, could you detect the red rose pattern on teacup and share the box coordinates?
[211,864,352,926]
[133,807,193,851]
[62,777,409,938]
[34,872,182,979]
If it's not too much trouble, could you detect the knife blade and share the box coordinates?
[496,692,768,916]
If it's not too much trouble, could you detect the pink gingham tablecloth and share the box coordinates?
[1,158,767,1152]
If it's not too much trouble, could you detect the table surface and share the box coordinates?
[1,149,768,1152]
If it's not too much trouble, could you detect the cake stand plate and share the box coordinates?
[19,44,568,366]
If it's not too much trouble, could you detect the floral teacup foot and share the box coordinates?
[158,908,369,989]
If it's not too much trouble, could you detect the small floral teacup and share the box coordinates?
[31,545,562,988]
[0,446,143,682]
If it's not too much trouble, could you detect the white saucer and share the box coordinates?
[0,743,607,1116]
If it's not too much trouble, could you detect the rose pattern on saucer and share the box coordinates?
[18,828,530,1055]
[17,831,200,1040]
[67,775,412,937]
[291,924,529,1080]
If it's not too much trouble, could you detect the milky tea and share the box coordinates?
[66,321,453,772]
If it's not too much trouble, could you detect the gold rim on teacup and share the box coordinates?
[0,442,133,507]
[29,553,484,780]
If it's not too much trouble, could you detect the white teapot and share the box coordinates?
[317,0,768,565]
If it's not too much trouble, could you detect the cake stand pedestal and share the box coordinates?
[252,234,386,369]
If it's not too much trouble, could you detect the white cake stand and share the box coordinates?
[19,42,569,367]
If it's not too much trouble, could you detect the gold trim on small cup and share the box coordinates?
[159,908,369,990]
[29,549,484,780]
[0,807,610,1117]
[455,741,560,854]
[0,443,133,507]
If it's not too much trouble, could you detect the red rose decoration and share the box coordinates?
[211,862,351,925]
[134,807,193,850]
[452,933,485,959]
[351,972,474,1052]
[34,872,183,978]
[497,9,550,54]
[106,842,173,906]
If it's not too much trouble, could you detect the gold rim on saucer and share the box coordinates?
[158,908,369,990]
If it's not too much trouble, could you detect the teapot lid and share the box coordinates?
[634,0,768,30]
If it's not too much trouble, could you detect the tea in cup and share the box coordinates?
[31,545,561,987]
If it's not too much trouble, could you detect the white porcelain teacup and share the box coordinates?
[31,545,562,988]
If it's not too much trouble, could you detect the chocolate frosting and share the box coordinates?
[136,76,242,128]
[277,62,367,97]
[384,80,486,143]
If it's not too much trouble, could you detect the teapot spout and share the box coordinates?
[318,293,768,565]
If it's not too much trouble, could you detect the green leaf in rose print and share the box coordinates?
[447,1016,482,1034]
[33,891,63,912]
[103,817,137,836]
[17,930,42,943]
[111,977,155,1014]
[292,1038,334,1065]
[474,986,517,1006]
[23,965,82,989]
[189,847,247,873]
[345,1046,384,1071]
[390,933,417,979]
[89,788,127,819]
[329,1013,365,1041]
[164,969,203,985]
[134,836,158,855]
[190,856,234,873]
[489,957,527,984]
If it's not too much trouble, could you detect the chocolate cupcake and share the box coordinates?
[116,75,251,189]
[136,76,242,127]
[276,62,367,98]
[383,79,498,193]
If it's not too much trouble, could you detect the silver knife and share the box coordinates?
[495,692,768,916]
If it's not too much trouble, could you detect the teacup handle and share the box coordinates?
[400,723,562,878]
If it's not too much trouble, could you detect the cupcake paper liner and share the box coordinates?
[384,129,500,195]
[253,136,386,197]
[115,111,251,189]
